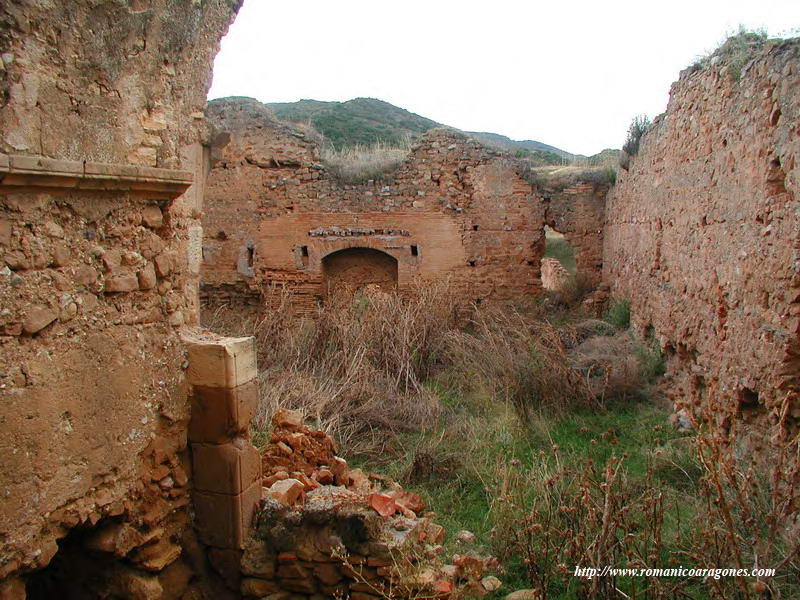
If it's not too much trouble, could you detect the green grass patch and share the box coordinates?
[603,297,631,329]
[543,231,576,275]
[353,383,698,599]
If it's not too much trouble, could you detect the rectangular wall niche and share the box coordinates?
[296,245,310,268]
[237,241,256,277]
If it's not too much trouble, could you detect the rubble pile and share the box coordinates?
[243,410,501,599]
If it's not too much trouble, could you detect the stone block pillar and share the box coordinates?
[182,332,262,551]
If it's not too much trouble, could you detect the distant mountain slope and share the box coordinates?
[465,131,573,160]
[266,98,438,148]
[265,97,615,166]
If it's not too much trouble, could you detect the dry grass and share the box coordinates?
[206,281,461,454]
[550,271,594,307]
[486,389,800,599]
[321,140,411,184]
[521,164,616,190]
[204,280,634,454]
[570,333,642,401]
[444,306,600,422]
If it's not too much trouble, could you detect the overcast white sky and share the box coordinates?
[209,1,799,155]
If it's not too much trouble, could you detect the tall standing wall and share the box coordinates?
[0,1,242,593]
[603,38,800,429]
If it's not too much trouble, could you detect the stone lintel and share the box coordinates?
[0,153,193,199]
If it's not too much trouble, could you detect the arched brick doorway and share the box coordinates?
[322,248,398,295]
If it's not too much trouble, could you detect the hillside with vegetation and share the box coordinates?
[267,97,617,167]
[267,97,438,148]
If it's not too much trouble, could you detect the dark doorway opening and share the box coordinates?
[322,247,398,296]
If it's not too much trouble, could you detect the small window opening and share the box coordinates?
[300,245,309,267]
[472,225,479,231]
[410,245,419,257]
[475,298,482,305]
[468,260,476,267]
[247,246,254,268]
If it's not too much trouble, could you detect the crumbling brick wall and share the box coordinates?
[201,98,550,316]
[0,1,241,594]
[544,181,608,286]
[603,39,800,429]
[540,257,570,290]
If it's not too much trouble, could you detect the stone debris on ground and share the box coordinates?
[238,409,501,598]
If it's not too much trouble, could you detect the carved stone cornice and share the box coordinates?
[0,154,193,199]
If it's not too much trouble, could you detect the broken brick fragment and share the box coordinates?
[266,478,305,507]
[368,493,399,518]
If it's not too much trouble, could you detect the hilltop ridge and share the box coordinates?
[264,96,618,165]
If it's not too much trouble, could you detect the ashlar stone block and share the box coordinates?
[183,333,257,388]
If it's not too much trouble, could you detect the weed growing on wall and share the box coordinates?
[619,115,652,170]
[603,297,631,329]
[321,140,411,183]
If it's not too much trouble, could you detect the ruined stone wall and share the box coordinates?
[0,1,242,592]
[540,257,569,291]
[201,98,548,316]
[544,182,608,286]
[604,39,800,428]
[233,410,500,600]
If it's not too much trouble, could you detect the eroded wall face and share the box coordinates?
[604,40,800,427]
[201,99,547,316]
[0,0,241,588]
[1,1,238,166]
[545,182,607,286]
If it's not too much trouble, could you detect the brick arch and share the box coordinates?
[321,247,399,295]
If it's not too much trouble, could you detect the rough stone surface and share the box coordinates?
[540,257,570,291]
[200,98,605,318]
[0,0,242,589]
[267,479,306,507]
[245,417,499,599]
[604,39,800,429]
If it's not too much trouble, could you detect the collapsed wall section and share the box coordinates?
[604,38,800,429]
[200,98,548,316]
[544,181,608,287]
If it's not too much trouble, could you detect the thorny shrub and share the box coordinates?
[444,307,600,422]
